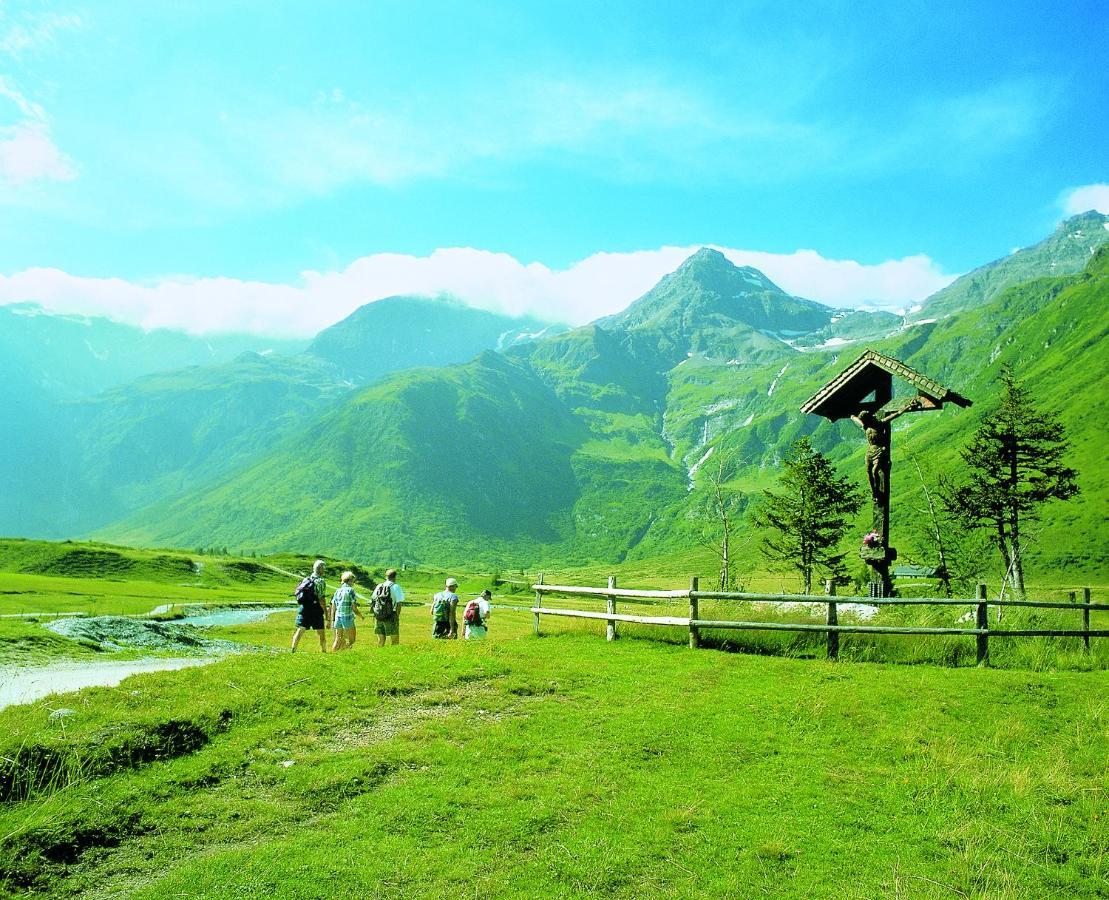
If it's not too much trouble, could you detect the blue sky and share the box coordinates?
[0,1,1106,333]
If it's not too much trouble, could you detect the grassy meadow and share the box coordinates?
[1,538,1107,897]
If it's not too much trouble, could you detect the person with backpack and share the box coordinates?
[431,577,460,639]
[371,568,405,647]
[290,559,328,652]
[463,589,492,641]
[329,571,365,651]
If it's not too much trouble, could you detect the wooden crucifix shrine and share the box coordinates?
[800,349,971,597]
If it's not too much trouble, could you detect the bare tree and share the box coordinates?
[907,455,989,598]
[692,451,749,591]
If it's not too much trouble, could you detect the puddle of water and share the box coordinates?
[760,601,879,621]
[177,607,290,628]
[0,658,216,710]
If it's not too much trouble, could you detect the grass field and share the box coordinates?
[1,614,1106,898]
[1,538,1106,897]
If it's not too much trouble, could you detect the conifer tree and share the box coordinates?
[942,366,1079,599]
[753,437,862,594]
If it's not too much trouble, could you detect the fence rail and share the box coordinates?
[525,577,1105,665]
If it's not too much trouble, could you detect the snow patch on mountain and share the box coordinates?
[767,365,788,396]
[687,446,714,492]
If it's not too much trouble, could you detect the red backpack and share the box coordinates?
[463,599,484,628]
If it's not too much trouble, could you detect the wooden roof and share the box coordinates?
[800,349,971,422]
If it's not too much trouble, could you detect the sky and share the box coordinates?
[0,0,1106,335]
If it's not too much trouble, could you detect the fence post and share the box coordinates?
[1083,588,1092,653]
[825,579,838,661]
[976,583,989,667]
[689,576,700,650]
[534,573,543,636]
[606,575,618,641]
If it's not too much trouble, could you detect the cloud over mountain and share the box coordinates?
[0,244,955,337]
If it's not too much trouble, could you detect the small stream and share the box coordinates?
[0,658,213,710]
[0,606,291,711]
[177,607,290,627]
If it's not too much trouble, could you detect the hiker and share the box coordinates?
[371,568,404,647]
[431,577,460,639]
[330,571,364,651]
[463,589,492,640]
[291,559,328,652]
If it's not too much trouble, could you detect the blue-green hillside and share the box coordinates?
[3,297,567,541]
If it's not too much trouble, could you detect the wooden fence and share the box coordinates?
[525,575,1108,665]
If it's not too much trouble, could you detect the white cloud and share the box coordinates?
[0,245,957,337]
[0,121,76,185]
[0,76,76,187]
[1060,183,1109,216]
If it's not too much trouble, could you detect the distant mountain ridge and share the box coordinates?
[0,296,569,538]
[307,294,566,383]
[599,247,833,366]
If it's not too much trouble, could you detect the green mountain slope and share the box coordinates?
[912,210,1108,321]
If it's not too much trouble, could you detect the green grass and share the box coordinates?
[1,623,1106,898]
[1,539,1107,896]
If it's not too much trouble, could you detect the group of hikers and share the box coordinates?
[289,560,492,652]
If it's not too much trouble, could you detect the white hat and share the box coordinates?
[445,577,458,588]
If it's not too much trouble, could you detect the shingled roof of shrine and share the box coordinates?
[800,349,972,422]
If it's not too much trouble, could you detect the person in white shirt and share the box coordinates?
[463,589,492,640]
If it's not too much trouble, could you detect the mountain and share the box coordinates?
[911,210,1109,321]
[0,305,308,537]
[101,238,1109,577]
[2,296,569,540]
[8,219,1103,579]
[307,295,565,383]
[790,310,903,349]
[599,247,832,366]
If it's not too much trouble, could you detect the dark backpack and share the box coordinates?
[371,582,395,621]
[463,599,484,628]
[432,592,454,623]
[295,576,319,606]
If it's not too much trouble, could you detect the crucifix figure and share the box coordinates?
[801,351,971,598]
[850,397,927,516]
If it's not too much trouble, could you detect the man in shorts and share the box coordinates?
[374,568,405,647]
[291,559,327,652]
